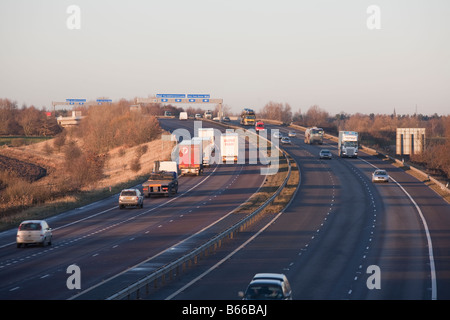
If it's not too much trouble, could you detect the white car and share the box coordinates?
[288,131,296,137]
[372,169,389,183]
[16,220,52,248]
[272,131,282,139]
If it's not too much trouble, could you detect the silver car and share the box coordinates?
[16,220,52,248]
[319,149,332,159]
[281,137,291,144]
[119,188,144,209]
[372,169,389,183]
[239,273,293,300]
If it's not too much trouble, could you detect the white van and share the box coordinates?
[179,112,188,120]
[16,220,52,248]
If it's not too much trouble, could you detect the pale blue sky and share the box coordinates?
[1,0,449,115]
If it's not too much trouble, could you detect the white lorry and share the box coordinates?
[198,128,216,166]
[220,132,239,163]
[338,131,358,158]
[179,112,188,120]
[193,137,214,167]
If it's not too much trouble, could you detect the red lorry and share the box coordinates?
[178,139,204,175]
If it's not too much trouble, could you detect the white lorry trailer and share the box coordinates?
[338,131,359,158]
[220,132,239,163]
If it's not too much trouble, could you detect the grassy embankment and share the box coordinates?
[0,135,175,231]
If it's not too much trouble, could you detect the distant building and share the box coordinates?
[396,128,426,155]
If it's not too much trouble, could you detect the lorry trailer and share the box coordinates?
[178,139,204,175]
[220,132,239,163]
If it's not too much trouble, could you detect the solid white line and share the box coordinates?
[0,166,219,249]
[390,176,437,300]
[359,158,437,300]
[70,163,263,300]
[164,156,298,300]
[165,210,285,300]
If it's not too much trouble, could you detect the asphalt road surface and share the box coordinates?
[144,122,450,300]
[0,119,266,299]
[1,119,449,300]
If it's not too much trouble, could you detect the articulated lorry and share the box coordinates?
[240,108,256,126]
[304,127,324,145]
[178,139,204,175]
[220,132,239,163]
[338,131,359,158]
[142,161,179,197]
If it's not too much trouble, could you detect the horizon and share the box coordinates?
[1,1,449,116]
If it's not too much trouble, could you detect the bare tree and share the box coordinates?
[304,105,329,127]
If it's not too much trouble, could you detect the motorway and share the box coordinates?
[0,119,266,299]
[1,119,449,300]
[144,121,450,300]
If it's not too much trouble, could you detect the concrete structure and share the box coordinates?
[396,128,426,155]
[57,111,84,127]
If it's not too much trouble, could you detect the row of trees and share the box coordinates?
[259,102,449,180]
[0,99,61,136]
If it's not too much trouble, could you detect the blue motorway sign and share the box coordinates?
[66,99,86,102]
[66,98,86,105]
[187,94,210,99]
[157,94,186,98]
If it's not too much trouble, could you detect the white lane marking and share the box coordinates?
[360,157,437,300]
[74,164,268,300]
[0,166,220,250]
[164,209,286,300]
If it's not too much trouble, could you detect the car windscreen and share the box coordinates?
[19,223,42,231]
[245,284,284,300]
